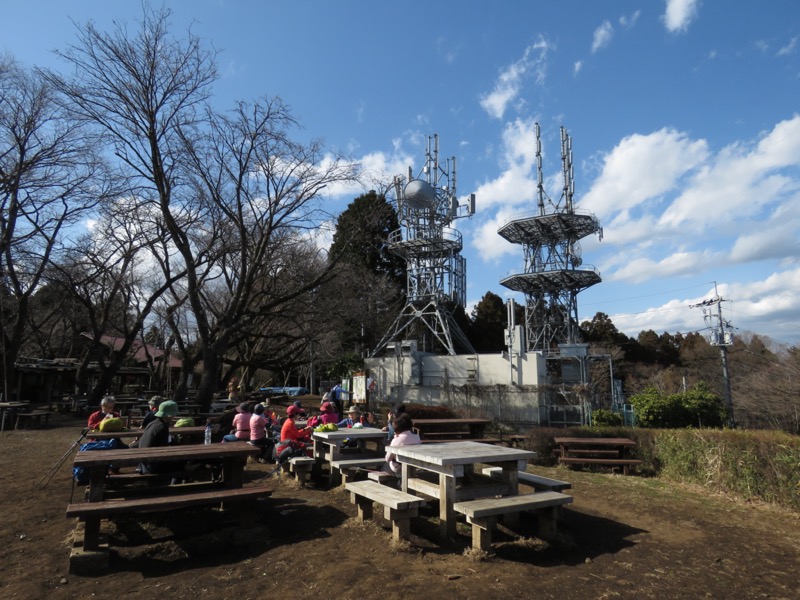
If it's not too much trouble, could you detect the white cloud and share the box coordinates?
[573,60,583,76]
[619,11,641,28]
[591,21,614,53]
[663,0,700,34]
[777,36,798,57]
[580,128,709,221]
[479,37,550,120]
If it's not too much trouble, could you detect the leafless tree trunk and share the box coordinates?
[0,57,107,400]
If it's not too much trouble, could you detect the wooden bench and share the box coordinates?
[330,456,387,487]
[14,410,52,429]
[284,456,315,485]
[345,480,426,541]
[558,456,643,475]
[367,470,397,486]
[67,485,272,552]
[421,438,504,445]
[552,448,620,457]
[481,467,572,492]
[453,491,573,551]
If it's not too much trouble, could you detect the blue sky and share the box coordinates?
[5,1,800,345]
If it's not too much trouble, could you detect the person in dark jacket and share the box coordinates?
[138,400,179,474]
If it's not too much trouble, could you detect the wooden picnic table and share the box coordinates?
[73,442,259,502]
[411,418,491,440]
[392,440,536,541]
[0,401,30,432]
[554,437,641,474]
[312,427,387,486]
[87,425,209,441]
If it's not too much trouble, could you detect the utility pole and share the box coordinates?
[691,284,736,428]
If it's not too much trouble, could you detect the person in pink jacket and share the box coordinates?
[384,413,421,476]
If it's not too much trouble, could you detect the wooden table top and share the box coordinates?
[392,441,536,466]
[73,442,258,467]
[88,425,208,440]
[313,427,386,441]
[554,437,636,446]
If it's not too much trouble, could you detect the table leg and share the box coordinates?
[439,474,456,542]
[88,467,106,502]
[222,457,245,488]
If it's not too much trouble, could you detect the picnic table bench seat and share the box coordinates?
[558,456,643,474]
[67,485,273,552]
[330,456,388,486]
[481,467,572,492]
[15,409,52,429]
[345,480,426,541]
[454,491,573,551]
[282,456,315,485]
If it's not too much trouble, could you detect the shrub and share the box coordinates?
[630,383,725,428]
[591,409,623,427]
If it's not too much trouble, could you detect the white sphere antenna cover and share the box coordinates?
[404,179,436,209]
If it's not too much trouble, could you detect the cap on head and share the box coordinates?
[156,400,179,418]
[287,405,303,418]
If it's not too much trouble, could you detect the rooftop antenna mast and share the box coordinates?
[372,134,476,356]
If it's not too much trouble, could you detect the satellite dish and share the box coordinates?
[404,179,436,210]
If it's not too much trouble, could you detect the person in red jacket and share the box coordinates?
[87,396,120,431]
[275,405,312,463]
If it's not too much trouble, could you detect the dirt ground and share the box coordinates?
[1,413,798,600]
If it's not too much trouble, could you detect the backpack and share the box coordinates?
[72,438,123,485]
[98,416,125,432]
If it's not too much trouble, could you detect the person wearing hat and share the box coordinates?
[138,400,180,474]
[306,401,339,429]
[337,405,364,429]
[274,404,312,464]
[140,395,162,429]
[223,402,252,442]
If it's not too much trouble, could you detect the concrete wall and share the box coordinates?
[364,350,547,424]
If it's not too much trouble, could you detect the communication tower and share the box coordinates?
[372,134,476,356]
[498,124,603,355]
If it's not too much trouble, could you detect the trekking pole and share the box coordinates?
[35,427,90,489]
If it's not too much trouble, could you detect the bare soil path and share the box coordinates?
[1,415,798,599]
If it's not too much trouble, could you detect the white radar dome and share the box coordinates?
[403,179,436,209]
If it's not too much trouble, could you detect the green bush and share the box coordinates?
[629,383,725,428]
[591,409,623,427]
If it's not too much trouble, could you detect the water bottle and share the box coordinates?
[204,422,212,445]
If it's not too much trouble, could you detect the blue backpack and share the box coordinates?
[72,438,122,485]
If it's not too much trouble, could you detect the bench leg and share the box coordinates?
[352,496,373,522]
[467,516,494,551]
[82,517,101,551]
[384,506,419,541]
[537,506,558,541]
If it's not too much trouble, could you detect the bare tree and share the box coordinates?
[0,56,107,400]
[50,7,357,405]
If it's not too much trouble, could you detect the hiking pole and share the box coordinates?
[35,427,90,489]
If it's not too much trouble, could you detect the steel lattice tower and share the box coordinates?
[371,134,476,356]
[498,124,602,354]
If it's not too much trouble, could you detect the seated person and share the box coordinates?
[337,405,363,428]
[306,401,339,428]
[249,403,276,463]
[274,405,312,464]
[384,414,421,477]
[140,395,162,429]
[87,396,120,431]
[138,400,180,474]
[223,402,252,442]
